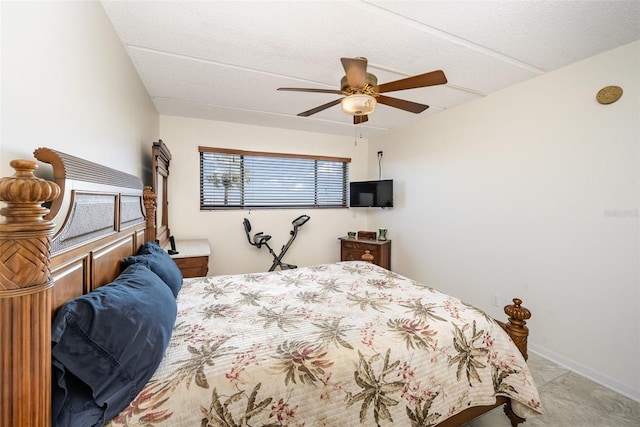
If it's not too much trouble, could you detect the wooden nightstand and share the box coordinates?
[168,239,211,278]
[340,237,391,270]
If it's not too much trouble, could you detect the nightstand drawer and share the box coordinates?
[173,256,208,278]
[168,239,211,278]
[342,241,382,253]
[174,256,207,268]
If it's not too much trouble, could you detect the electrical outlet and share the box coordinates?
[491,294,502,307]
[377,150,383,157]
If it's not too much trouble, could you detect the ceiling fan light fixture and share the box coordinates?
[341,94,376,116]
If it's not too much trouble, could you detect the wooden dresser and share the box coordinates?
[169,239,211,278]
[340,237,391,270]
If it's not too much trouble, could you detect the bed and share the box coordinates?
[0,145,541,427]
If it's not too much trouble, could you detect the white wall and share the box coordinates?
[1,1,158,180]
[368,41,640,400]
[160,116,369,274]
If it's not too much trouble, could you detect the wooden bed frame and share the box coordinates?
[0,148,532,427]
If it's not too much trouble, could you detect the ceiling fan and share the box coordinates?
[278,57,447,125]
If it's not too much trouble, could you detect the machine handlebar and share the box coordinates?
[292,215,311,228]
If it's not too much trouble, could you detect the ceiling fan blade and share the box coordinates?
[297,98,343,117]
[376,95,430,113]
[278,87,344,95]
[375,70,447,93]
[341,57,367,88]
[353,115,369,125]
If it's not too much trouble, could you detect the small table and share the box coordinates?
[339,237,391,270]
[168,239,211,278]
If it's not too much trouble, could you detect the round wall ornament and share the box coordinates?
[596,85,623,105]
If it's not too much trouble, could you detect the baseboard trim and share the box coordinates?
[529,343,639,402]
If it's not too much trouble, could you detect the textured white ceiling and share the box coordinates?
[101,0,640,139]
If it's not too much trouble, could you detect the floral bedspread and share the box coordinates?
[107,261,541,427]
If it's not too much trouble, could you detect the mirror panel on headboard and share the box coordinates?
[152,140,172,248]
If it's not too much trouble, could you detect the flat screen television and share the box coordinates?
[349,179,393,208]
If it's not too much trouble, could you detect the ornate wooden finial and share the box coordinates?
[143,185,157,243]
[504,298,531,360]
[0,160,60,291]
[143,185,157,209]
[0,159,60,223]
[504,298,531,323]
[361,249,374,263]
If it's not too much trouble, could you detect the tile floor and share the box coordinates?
[464,352,640,427]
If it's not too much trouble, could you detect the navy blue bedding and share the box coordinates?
[123,241,183,297]
[51,263,177,427]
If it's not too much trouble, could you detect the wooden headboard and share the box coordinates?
[0,149,157,426]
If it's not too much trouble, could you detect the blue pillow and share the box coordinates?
[122,241,183,297]
[138,241,167,256]
[51,263,177,427]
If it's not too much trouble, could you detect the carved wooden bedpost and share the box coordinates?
[144,185,157,244]
[0,160,60,427]
[503,298,531,361]
[495,298,531,427]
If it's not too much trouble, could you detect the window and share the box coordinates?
[199,147,350,209]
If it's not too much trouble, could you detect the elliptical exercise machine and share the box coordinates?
[243,215,310,271]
